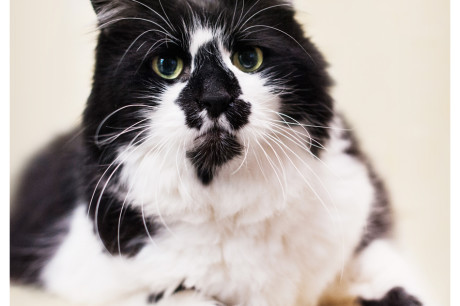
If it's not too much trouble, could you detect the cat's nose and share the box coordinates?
[201,91,232,118]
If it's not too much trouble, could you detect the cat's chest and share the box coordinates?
[132,208,319,305]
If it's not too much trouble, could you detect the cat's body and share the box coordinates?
[11,1,424,305]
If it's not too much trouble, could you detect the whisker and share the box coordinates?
[136,41,147,52]
[259,133,288,187]
[232,134,250,175]
[94,104,154,146]
[96,118,150,146]
[235,0,258,30]
[157,0,175,32]
[251,130,287,202]
[128,0,175,33]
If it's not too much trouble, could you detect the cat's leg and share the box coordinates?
[326,239,425,306]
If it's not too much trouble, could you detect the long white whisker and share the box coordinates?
[230,0,239,32]
[158,0,175,32]
[234,0,248,30]
[266,122,339,176]
[96,118,150,146]
[94,104,153,146]
[259,134,288,187]
[235,0,259,30]
[251,130,286,202]
[232,134,250,175]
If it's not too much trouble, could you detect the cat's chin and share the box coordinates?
[186,127,242,184]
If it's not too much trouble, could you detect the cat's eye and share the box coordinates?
[152,55,184,80]
[232,47,263,73]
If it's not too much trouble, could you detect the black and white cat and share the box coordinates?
[11,0,424,305]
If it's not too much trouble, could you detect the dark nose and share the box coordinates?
[201,91,232,118]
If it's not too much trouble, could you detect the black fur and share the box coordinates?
[360,287,423,306]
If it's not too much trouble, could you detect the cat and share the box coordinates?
[10,0,425,305]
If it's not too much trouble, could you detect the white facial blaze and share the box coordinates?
[189,27,215,59]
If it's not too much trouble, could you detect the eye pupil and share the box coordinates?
[158,57,178,76]
[238,49,258,69]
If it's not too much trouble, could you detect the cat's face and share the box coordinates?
[85,0,333,186]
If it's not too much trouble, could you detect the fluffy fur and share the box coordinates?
[11,1,424,305]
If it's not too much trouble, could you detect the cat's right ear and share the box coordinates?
[90,0,110,14]
[90,0,128,24]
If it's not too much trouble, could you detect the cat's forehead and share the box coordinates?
[189,27,216,57]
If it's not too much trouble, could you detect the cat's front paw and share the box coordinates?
[149,290,225,306]
[359,287,422,306]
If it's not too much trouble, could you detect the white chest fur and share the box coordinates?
[41,123,374,306]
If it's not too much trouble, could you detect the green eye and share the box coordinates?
[232,47,263,73]
[152,55,184,79]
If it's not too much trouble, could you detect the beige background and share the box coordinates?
[10,0,450,305]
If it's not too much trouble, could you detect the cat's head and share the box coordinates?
[84,0,333,187]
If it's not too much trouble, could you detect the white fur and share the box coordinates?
[40,24,408,306]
